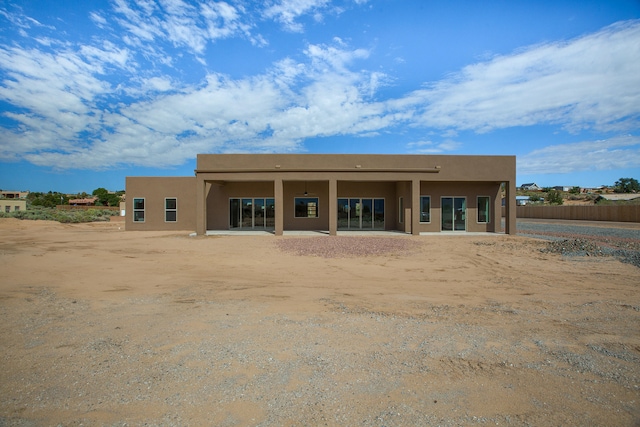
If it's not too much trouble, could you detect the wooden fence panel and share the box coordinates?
[502,205,640,222]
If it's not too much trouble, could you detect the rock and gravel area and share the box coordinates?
[517,219,640,268]
[276,236,421,258]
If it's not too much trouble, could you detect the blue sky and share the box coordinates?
[1,0,639,193]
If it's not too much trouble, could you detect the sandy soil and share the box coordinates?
[1,218,639,426]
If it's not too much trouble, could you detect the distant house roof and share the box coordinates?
[0,190,29,199]
[69,197,98,205]
[520,183,541,190]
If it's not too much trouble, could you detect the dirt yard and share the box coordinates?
[1,218,639,426]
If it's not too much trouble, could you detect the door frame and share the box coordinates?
[337,197,385,230]
[229,197,275,230]
[441,196,467,231]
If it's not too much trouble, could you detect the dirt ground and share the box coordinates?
[1,218,639,426]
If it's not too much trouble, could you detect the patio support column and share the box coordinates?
[505,180,517,234]
[411,178,421,235]
[274,178,284,236]
[195,178,208,235]
[491,184,501,233]
[328,179,337,235]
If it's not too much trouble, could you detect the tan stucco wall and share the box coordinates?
[126,154,516,234]
[125,177,196,231]
[206,181,275,230]
[196,154,514,183]
[419,182,501,233]
[0,199,26,213]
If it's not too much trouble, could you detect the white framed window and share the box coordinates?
[420,196,431,223]
[133,198,145,222]
[477,196,490,223]
[398,197,404,223]
[295,197,318,218]
[165,198,177,222]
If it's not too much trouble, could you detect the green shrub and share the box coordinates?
[0,207,119,223]
[546,189,564,205]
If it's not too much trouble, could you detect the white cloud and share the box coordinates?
[1,4,639,174]
[517,135,640,174]
[0,36,404,169]
[109,0,251,56]
[410,20,640,134]
[263,0,331,32]
[89,11,108,27]
[407,140,461,154]
[136,76,174,92]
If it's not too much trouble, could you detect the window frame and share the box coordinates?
[165,197,177,222]
[419,195,431,223]
[477,196,490,224]
[294,197,319,218]
[133,197,145,222]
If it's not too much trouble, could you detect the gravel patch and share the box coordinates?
[275,236,420,258]
[517,220,640,268]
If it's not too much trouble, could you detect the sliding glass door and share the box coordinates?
[229,198,275,230]
[338,198,385,230]
[441,197,466,231]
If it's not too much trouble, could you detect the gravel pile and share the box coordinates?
[517,220,640,268]
[275,236,420,258]
[540,238,607,257]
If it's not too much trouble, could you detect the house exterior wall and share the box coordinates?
[0,191,29,199]
[339,181,399,230]
[206,181,275,230]
[125,177,196,231]
[126,154,517,235]
[0,199,26,213]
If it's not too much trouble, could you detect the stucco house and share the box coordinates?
[520,183,542,191]
[126,154,517,235]
[0,199,26,213]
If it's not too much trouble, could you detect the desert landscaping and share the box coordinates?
[1,217,639,426]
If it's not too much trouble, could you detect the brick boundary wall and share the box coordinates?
[501,205,640,222]
[56,205,120,212]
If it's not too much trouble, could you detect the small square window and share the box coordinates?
[165,198,177,222]
[295,197,318,218]
[133,198,145,210]
[133,198,145,222]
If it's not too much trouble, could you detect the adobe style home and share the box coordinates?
[125,154,517,235]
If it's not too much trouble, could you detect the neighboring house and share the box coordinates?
[0,190,29,199]
[68,197,98,206]
[0,199,27,213]
[520,183,542,191]
[516,196,531,206]
[126,154,517,235]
